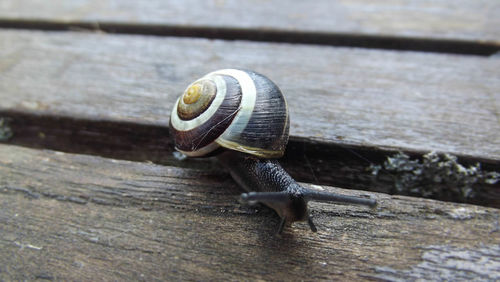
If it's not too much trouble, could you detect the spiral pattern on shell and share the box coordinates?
[169,69,289,158]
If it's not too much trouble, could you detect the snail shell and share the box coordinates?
[170,69,289,158]
[170,69,376,234]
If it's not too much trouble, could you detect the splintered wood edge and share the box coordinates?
[0,144,499,280]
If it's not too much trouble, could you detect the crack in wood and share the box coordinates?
[0,19,498,56]
[1,110,499,208]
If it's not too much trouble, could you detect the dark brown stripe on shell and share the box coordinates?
[170,75,242,152]
[237,71,289,154]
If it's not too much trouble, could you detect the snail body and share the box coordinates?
[170,69,375,234]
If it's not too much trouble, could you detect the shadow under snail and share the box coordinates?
[170,69,376,234]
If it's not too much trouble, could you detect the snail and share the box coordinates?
[169,69,376,234]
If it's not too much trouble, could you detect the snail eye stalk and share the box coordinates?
[304,190,376,207]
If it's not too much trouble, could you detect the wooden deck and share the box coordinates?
[0,1,499,280]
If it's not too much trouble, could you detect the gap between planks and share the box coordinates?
[0,110,498,208]
[0,0,499,55]
[0,19,498,56]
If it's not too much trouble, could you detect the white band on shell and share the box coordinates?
[213,69,256,145]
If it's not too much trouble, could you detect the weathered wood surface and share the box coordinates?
[1,1,499,280]
[0,0,499,45]
[1,30,499,162]
[0,144,499,281]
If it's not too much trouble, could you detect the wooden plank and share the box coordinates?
[0,30,499,161]
[0,144,499,280]
[0,0,499,45]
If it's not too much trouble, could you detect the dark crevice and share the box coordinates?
[0,19,498,56]
[1,110,498,208]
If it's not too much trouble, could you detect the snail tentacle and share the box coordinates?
[304,190,377,207]
[307,217,318,233]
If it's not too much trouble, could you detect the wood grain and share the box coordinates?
[0,144,499,280]
[0,0,499,44]
[0,30,499,161]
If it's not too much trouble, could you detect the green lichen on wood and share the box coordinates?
[0,118,13,142]
[369,152,499,201]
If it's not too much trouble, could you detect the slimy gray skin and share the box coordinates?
[170,69,376,234]
[217,151,376,234]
